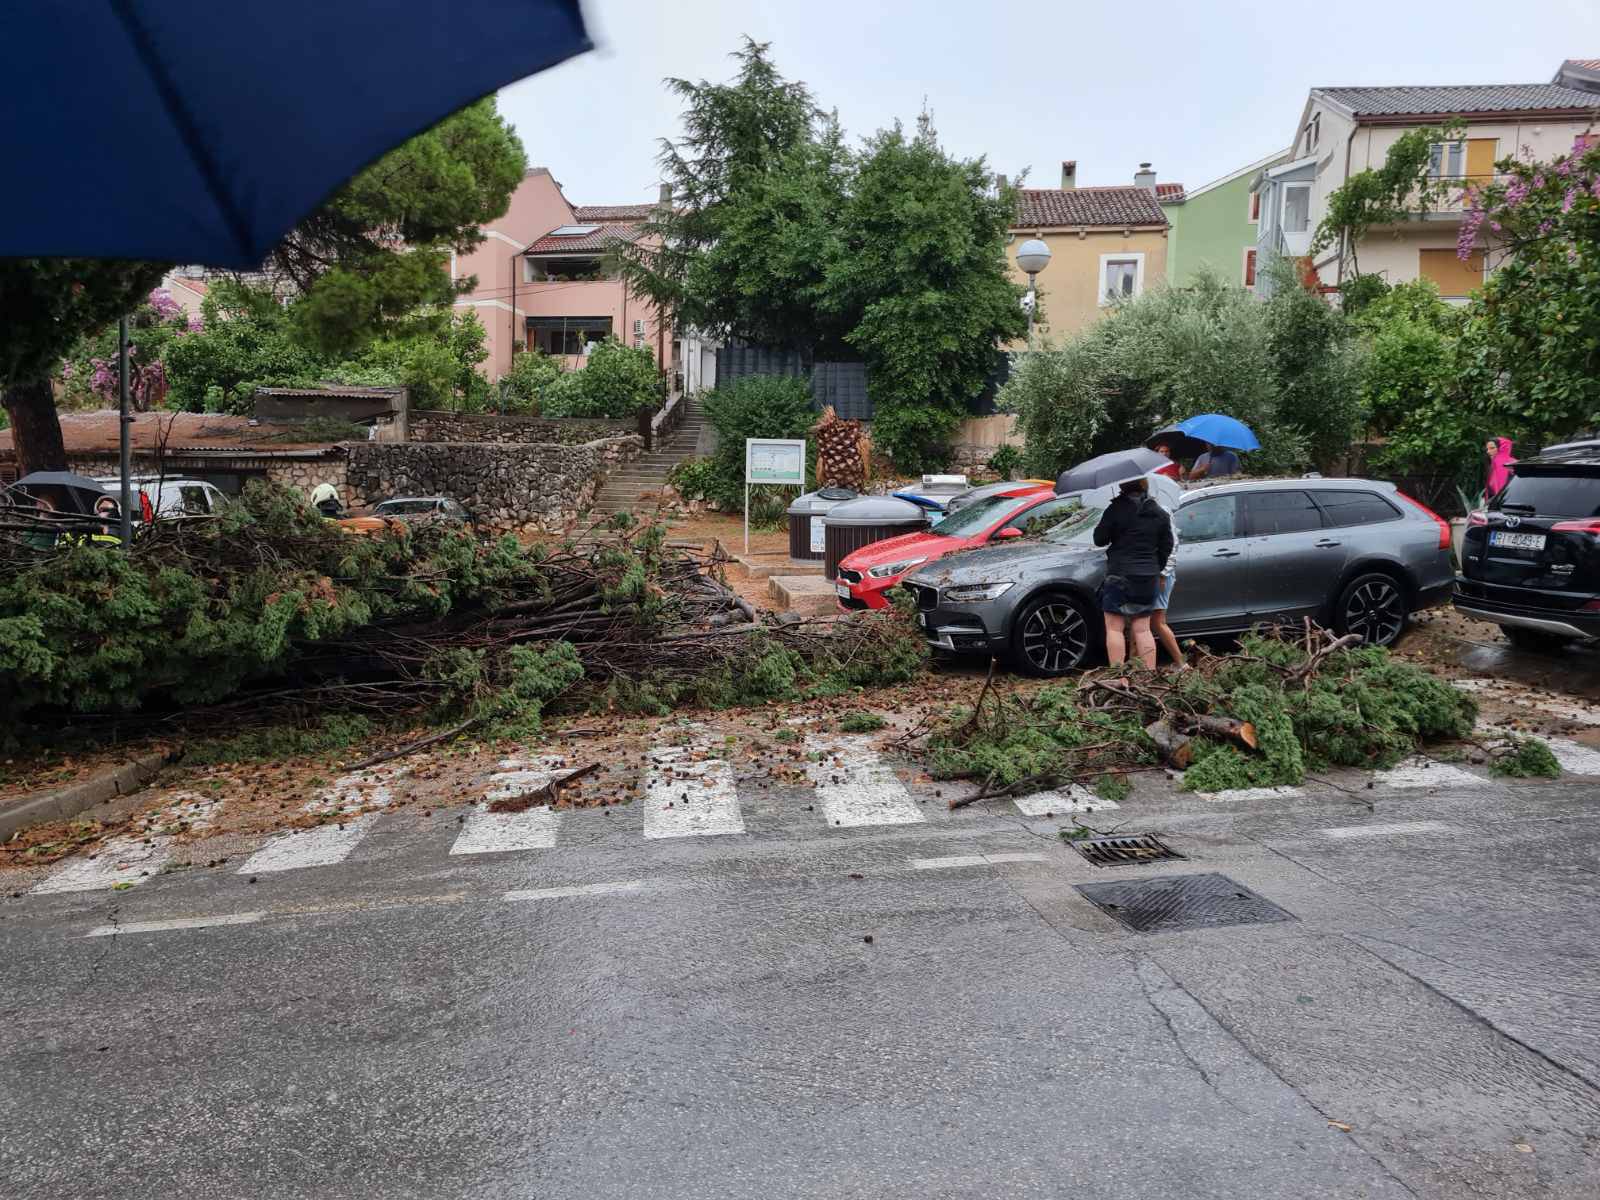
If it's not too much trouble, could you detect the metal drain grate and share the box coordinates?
[1073,833,1185,868]
[1074,872,1295,933]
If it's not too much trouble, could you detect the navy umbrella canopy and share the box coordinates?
[0,1,591,266]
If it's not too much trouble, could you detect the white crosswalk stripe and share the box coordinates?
[804,734,925,828]
[1548,737,1600,776]
[1374,757,1488,791]
[643,731,743,838]
[1195,785,1305,803]
[451,756,567,855]
[237,771,395,874]
[31,794,215,895]
[1012,786,1117,815]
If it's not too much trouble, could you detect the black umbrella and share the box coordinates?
[1145,427,1207,460]
[14,471,111,516]
[1,3,591,265]
[1056,448,1171,494]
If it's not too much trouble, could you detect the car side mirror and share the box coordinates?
[996,527,1023,540]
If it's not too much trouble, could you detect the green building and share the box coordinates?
[1164,149,1288,290]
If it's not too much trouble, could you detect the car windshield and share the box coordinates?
[1040,505,1104,544]
[376,500,441,515]
[928,494,1032,536]
[1493,473,1600,518]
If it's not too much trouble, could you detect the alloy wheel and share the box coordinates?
[1344,579,1404,646]
[1020,601,1089,674]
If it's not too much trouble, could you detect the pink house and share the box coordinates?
[450,167,671,379]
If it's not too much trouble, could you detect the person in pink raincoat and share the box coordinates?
[1485,437,1515,500]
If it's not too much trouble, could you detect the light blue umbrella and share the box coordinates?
[1177,414,1260,451]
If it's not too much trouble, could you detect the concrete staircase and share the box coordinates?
[588,394,709,517]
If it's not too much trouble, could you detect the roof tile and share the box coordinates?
[1013,186,1169,228]
[1315,83,1600,117]
[572,204,655,222]
[525,222,644,254]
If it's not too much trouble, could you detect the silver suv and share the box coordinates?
[904,478,1454,675]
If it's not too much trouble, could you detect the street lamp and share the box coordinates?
[1015,238,1051,343]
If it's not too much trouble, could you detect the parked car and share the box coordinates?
[834,481,1056,609]
[1453,451,1600,647]
[904,477,1454,675]
[370,496,476,529]
[93,476,228,520]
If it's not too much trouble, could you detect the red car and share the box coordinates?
[836,483,1085,610]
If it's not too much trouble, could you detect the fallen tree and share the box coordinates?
[0,482,927,749]
[921,627,1481,802]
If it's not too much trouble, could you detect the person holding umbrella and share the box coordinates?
[1188,442,1242,480]
[1092,477,1174,669]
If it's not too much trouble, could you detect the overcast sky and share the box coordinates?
[498,0,1600,204]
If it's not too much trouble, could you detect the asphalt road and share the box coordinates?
[4,765,1600,1199]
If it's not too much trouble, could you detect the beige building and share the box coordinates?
[1005,162,1178,342]
[1255,71,1600,299]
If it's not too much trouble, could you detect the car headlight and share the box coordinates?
[868,556,928,579]
[942,581,1015,603]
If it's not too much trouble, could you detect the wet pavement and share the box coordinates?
[3,756,1600,1199]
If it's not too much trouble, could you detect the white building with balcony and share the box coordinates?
[1252,74,1600,299]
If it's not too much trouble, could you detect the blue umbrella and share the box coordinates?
[1176,413,1260,451]
[1,2,590,266]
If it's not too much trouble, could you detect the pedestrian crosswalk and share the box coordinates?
[238,770,396,874]
[22,730,1600,898]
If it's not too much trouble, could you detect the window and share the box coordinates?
[529,317,611,355]
[524,256,606,282]
[1175,495,1238,543]
[178,485,211,515]
[1281,183,1311,234]
[1242,490,1324,536]
[1243,248,1257,289]
[1493,473,1600,518]
[1304,112,1320,153]
[1310,489,1400,528]
[1248,190,1262,223]
[1002,496,1083,537]
[547,224,600,237]
[1419,248,1485,297]
[1098,253,1144,305]
[1429,141,1465,179]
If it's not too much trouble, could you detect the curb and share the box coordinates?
[0,751,172,843]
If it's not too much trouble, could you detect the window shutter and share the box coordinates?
[1465,138,1496,184]
[1243,249,1257,287]
[1249,192,1261,221]
[1419,249,1484,296]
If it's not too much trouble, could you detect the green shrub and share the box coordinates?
[668,457,720,501]
[497,349,565,414]
[541,337,662,418]
[986,444,1023,480]
[699,376,818,509]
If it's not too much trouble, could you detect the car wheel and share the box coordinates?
[1335,572,1408,647]
[1502,625,1569,653]
[1010,593,1095,677]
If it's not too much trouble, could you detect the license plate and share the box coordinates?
[836,583,852,600]
[1490,530,1546,551]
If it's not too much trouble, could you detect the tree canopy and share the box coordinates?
[620,39,1025,470]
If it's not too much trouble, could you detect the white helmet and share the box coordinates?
[309,483,339,507]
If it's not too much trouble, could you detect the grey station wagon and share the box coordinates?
[904,478,1454,675]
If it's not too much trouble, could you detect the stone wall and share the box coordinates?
[410,410,635,446]
[344,436,642,534]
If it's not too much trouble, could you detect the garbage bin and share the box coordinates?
[822,495,928,580]
[786,487,858,561]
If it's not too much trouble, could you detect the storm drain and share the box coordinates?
[1073,833,1184,868]
[1074,872,1295,934]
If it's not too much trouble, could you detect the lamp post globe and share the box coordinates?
[1015,239,1052,276]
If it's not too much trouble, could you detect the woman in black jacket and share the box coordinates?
[1092,477,1175,668]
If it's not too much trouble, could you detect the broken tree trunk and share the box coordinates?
[1144,719,1194,768]
[1178,714,1259,751]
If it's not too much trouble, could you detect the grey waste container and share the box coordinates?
[822,495,927,580]
[786,487,858,561]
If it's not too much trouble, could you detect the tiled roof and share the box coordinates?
[573,204,655,222]
[1315,83,1600,117]
[1562,59,1600,71]
[0,411,344,456]
[1155,182,1186,203]
[1013,185,1168,228]
[526,222,644,254]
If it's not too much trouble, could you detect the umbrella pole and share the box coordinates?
[118,315,132,549]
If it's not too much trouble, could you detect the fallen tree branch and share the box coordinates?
[342,718,478,772]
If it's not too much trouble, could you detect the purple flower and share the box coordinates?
[1532,173,1546,189]
[1563,187,1578,213]
[186,313,202,333]
[146,288,183,321]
